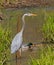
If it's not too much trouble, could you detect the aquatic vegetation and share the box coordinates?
[0,25,12,65]
[42,14,54,43]
[29,45,54,65]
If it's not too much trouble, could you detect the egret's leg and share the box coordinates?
[19,48,22,58]
[16,48,22,58]
[16,50,21,65]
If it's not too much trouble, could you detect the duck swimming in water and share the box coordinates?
[21,42,33,52]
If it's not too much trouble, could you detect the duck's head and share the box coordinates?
[27,42,33,48]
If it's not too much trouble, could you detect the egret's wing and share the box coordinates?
[11,32,23,53]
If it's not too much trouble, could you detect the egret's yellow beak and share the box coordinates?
[31,14,37,16]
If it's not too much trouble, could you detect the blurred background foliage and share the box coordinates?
[0,0,54,8]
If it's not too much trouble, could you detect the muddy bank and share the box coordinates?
[0,0,54,8]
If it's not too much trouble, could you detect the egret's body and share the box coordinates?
[11,13,37,55]
[11,31,23,53]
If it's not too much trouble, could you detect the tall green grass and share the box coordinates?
[0,25,12,65]
[42,13,54,43]
[29,45,54,65]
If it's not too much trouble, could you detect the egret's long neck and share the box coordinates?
[21,14,25,33]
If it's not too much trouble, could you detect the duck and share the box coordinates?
[21,42,33,52]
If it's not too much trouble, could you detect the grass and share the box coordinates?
[29,45,54,65]
[42,11,54,42]
[0,25,11,65]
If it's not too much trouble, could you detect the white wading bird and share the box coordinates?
[11,13,37,57]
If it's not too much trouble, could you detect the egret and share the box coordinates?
[11,13,37,57]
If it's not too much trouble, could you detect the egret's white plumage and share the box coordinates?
[11,32,23,53]
[11,13,37,54]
